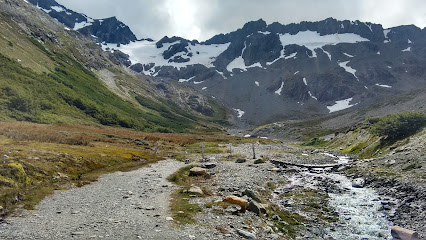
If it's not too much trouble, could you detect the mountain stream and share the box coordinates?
[276,154,393,239]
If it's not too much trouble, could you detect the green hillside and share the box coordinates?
[0,8,227,133]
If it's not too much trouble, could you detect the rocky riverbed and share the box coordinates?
[0,141,423,239]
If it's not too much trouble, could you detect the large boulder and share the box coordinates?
[189,167,207,176]
[247,201,266,215]
[243,189,262,203]
[352,178,366,188]
[188,186,204,195]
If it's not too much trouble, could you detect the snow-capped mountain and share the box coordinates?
[28,0,137,44]
[106,18,425,124]
[30,0,426,125]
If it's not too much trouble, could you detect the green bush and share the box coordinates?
[369,112,426,140]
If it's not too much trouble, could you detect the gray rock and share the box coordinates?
[352,178,365,188]
[188,186,204,195]
[247,201,266,215]
[189,167,207,176]
[235,158,246,163]
[203,163,217,169]
[236,229,256,239]
[243,189,262,203]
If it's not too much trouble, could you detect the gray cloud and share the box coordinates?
[56,0,426,41]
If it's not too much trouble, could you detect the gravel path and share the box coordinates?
[0,159,209,240]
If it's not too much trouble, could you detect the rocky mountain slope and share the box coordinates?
[28,0,426,128]
[105,19,425,125]
[28,0,138,44]
[0,0,228,133]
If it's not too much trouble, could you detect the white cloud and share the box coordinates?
[56,0,426,41]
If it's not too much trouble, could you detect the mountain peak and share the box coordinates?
[29,0,137,44]
[242,18,267,33]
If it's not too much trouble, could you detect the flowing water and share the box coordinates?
[280,154,393,239]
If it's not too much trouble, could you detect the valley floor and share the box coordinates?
[0,128,424,239]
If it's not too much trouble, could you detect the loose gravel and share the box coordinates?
[0,160,218,240]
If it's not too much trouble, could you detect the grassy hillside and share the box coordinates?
[303,112,426,159]
[0,6,228,133]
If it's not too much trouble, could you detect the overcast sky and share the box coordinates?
[56,0,426,41]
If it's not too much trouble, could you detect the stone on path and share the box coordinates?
[188,186,204,195]
[189,167,207,176]
[236,229,256,239]
[203,163,217,169]
[235,158,246,163]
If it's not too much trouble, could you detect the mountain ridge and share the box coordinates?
[22,0,426,128]
[28,0,138,44]
[113,18,425,125]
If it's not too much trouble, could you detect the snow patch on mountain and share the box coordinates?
[255,81,260,87]
[74,17,94,30]
[178,76,195,83]
[233,108,245,118]
[258,31,271,35]
[321,48,332,60]
[383,29,391,38]
[51,6,65,12]
[339,61,358,81]
[308,91,318,101]
[365,23,373,32]
[402,47,411,52]
[303,78,308,86]
[277,31,369,59]
[327,97,358,113]
[216,70,227,79]
[285,52,297,59]
[375,84,392,88]
[343,52,354,57]
[104,40,230,72]
[227,42,264,72]
[275,81,284,95]
[36,3,51,13]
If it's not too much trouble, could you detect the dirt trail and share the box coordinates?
[0,159,211,239]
